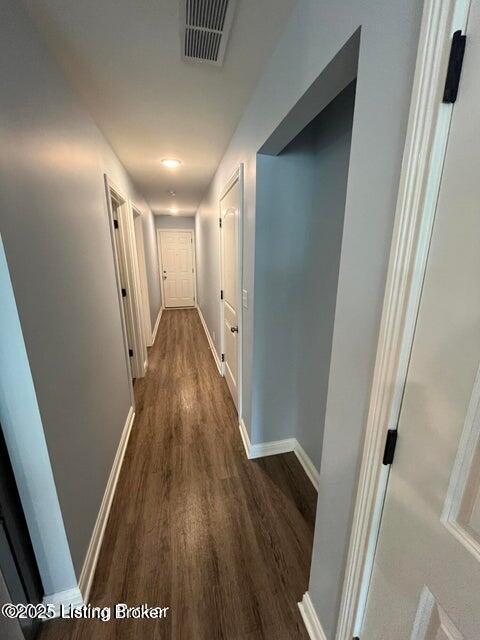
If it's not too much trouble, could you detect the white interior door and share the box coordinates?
[363,6,480,638]
[220,181,239,409]
[159,230,195,308]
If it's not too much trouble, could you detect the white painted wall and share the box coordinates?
[0,0,160,588]
[155,215,196,230]
[195,0,422,636]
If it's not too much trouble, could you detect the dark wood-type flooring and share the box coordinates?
[40,309,317,639]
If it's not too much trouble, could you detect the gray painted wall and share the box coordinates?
[195,0,422,636]
[0,237,76,595]
[155,215,196,230]
[0,0,160,583]
[142,211,162,326]
[253,83,355,470]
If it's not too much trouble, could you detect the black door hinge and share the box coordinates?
[113,219,119,229]
[121,288,127,297]
[219,217,222,228]
[221,353,225,362]
[129,348,134,358]
[382,429,398,465]
[220,289,224,300]
[443,30,466,103]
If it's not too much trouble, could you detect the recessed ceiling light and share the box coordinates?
[169,207,179,214]
[161,158,181,169]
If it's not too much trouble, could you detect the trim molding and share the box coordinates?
[150,306,163,346]
[238,420,319,490]
[197,306,222,375]
[157,229,197,310]
[43,587,83,617]
[251,437,296,459]
[298,592,328,640]
[294,441,320,491]
[238,419,252,458]
[238,419,295,458]
[335,1,471,638]
[78,406,135,604]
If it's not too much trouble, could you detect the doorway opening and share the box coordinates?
[105,177,147,386]
[252,78,357,473]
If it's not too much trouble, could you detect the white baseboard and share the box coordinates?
[251,436,296,459]
[238,421,319,490]
[43,586,83,617]
[238,419,252,458]
[294,441,320,491]
[298,592,327,640]
[197,306,222,375]
[150,307,163,346]
[78,405,135,604]
[238,419,296,458]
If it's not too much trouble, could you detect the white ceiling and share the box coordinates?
[24,0,297,215]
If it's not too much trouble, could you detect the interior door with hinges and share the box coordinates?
[158,230,196,308]
[111,199,137,379]
[363,6,480,638]
[220,179,240,410]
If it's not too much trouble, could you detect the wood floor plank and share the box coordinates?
[40,309,316,639]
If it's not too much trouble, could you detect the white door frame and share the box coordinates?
[104,175,146,385]
[331,1,471,639]
[157,228,197,308]
[104,176,135,405]
[132,204,153,349]
[126,205,148,373]
[219,164,244,421]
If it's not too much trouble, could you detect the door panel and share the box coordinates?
[363,4,480,638]
[159,231,195,308]
[411,588,464,640]
[221,182,239,409]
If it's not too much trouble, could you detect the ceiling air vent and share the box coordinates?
[181,0,237,66]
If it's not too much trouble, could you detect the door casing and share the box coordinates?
[132,205,153,350]
[157,228,197,308]
[104,175,146,392]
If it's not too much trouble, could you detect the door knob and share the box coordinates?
[230,326,238,333]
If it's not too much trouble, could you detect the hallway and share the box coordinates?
[40,309,316,639]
